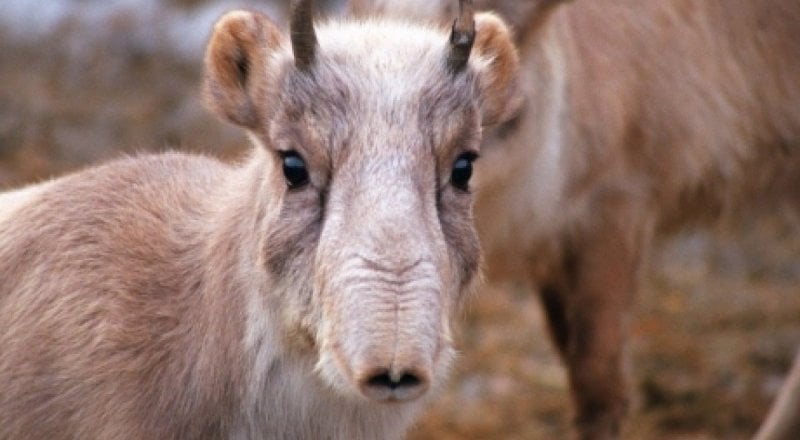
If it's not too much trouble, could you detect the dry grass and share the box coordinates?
[410,214,800,440]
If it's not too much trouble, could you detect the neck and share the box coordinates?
[160,148,276,436]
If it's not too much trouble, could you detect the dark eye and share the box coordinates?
[451,152,478,191]
[280,151,309,189]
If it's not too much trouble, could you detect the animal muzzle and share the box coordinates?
[348,288,444,403]
[322,272,448,403]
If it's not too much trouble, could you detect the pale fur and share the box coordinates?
[0,180,54,225]
[0,152,417,439]
[0,7,519,440]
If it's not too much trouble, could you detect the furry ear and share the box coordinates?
[203,10,286,129]
[471,12,522,127]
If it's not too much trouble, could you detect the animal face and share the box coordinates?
[203,4,518,403]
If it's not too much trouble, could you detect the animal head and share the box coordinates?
[203,0,518,404]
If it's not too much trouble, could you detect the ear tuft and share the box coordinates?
[203,10,285,129]
[472,12,522,127]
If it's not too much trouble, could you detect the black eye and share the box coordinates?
[451,152,478,191]
[280,151,309,189]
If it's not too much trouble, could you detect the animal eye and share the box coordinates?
[451,152,478,191]
[280,151,309,189]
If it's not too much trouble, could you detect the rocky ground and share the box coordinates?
[1,2,798,438]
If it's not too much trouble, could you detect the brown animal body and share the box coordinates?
[351,0,800,438]
[0,2,520,438]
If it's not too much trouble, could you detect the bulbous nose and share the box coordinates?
[357,367,430,402]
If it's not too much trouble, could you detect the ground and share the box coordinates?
[410,216,800,439]
[1,7,798,439]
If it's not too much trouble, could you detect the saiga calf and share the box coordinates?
[0,1,520,438]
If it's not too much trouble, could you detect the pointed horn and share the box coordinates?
[290,0,317,70]
[447,0,475,73]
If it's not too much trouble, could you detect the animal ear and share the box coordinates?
[203,10,286,129]
[471,12,522,127]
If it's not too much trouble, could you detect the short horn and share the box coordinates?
[290,0,317,70]
[447,0,475,73]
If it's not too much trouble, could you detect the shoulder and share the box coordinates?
[0,151,233,235]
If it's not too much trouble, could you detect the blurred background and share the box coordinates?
[1,1,798,438]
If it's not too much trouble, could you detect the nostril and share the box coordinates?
[367,371,421,390]
[359,368,429,401]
